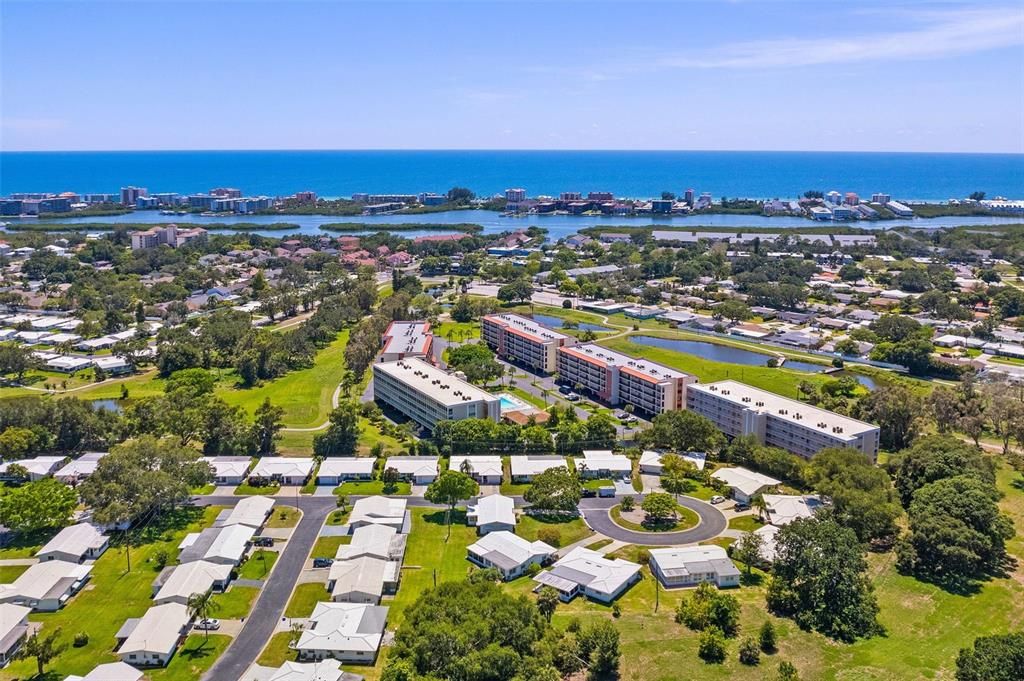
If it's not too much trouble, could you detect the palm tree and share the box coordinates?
[751,494,768,523]
[187,590,220,642]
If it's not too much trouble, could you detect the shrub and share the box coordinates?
[759,620,777,653]
[73,631,89,647]
[739,637,760,665]
[153,548,170,570]
[526,562,542,577]
[562,300,572,309]
[612,603,621,618]
[698,626,727,663]
[620,495,635,512]
[767,358,779,368]
[537,527,561,547]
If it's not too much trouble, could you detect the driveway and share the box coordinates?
[578,495,727,545]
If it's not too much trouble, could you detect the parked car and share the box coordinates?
[312,557,334,568]
[623,475,632,484]
[558,385,572,395]
[734,502,751,512]
[581,488,597,498]
[598,486,616,498]
[253,536,274,547]
[565,393,581,402]
[710,495,726,505]
[195,619,220,631]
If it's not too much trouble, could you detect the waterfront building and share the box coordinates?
[187,194,215,210]
[556,343,696,415]
[380,321,434,363]
[293,191,318,202]
[684,188,695,205]
[587,191,614,201]
[371,357,500,430]
[136,196,159,209]
[505,188,527,202]
[119,186,147,206]
[687,380,880,460]
[481,313,571,374]
[844,192,860,205]
[560,191,582,201]
[129,224,207,250]
[885,200,914,217]
[0,200,23,215]
[825,190,842,205]
[209,187,242,198]
[650,199,673,214]
[870,192,891,204]
[82,193,118,204]
[417,192,447,205]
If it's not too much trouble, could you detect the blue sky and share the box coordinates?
[2,0,1022,152]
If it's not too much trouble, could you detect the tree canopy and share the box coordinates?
[0,478,77,533]
[523,467,581,513]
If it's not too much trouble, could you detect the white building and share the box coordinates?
[481,313,571,374]
[467,531,555,580]
[327,556,400,604]
[249,458,316,485]
[0,604,30,667]
[219,496,275,529]
[648,546,741,589]
[264,660,347,681]
[54,452,107,484]
[348,496,408,532]
[372,358,500,430]
[380,321,434,363]
[336,524,406,563]
[116,602,191,667]
[382,456,439,484]
[763,494,824,526]
[454,456,503,485]
[755,524,782,562]
[201,456,252,485]
[466,494,516,534]
[63,662,144,681]
[0,456,66,482]
[687,380,880,461]
[510,455,567,483]
[295,602,388,664]
[533,547,641,603]
[36,523,108,563]
[177,523,255,566]
[579,451,631,479]
[317,458,375,485]
[638,450,706,475]
[152,560,233,605]
[711,467,781,504]
[0,560,92,611]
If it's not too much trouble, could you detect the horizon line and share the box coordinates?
[2,148,1021,156]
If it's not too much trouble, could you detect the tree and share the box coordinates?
[536,586,560,621]
[187,590,221,641]
[759,620,777,653]
[698,626,727,663]
[252,398,285,455]
[640,492,677,524]
[381,466,400,492]
[805,447,901,543]
[314,401,362,456]
[584,412,616,448]
[0,426,37,459]
[733,531,764,575]
[0,478,77,533]
[451,295,475,323]
[854,385,924,451]
[777,661,801,681]
[424,470,479,540]
[660,453,698,498]
[446,343,503,385]
[497,279,533,304]
[766,517,881,642]
[676,582,741,637]
[577,620,621,678]
[716,300,752,322]
[524,467,581,513]
[896,475,1014,588]
[887,435,994,507]
[739,637,761,665]
[17,626,66,677]
[955,632,1024,681]
[0,342,38,381]
[641,410,725,454]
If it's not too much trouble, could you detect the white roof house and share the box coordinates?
[328,556,400,604]
[36,523,108,563]
[348,496,408,531]
[54,452,107,483]
[317,458,375,484]
[335,524,406,563]
[533,547,641,603]
[580,451,631,478]
[510,455,567,482]
[467,531,555,580]
[220,496,275,529]
[755,524,782,562]
[266,660,348,681]
[763,494,824,526]
[382,456,439,484]
[0,603,30,666]
[455,456,503,484]
[250,457,316,484]
[152,561,233,605]
[295,602,389,663]
[0,560,93,611]
[201,456,252,484]
[466,494,516,534]
[177,524,255,565]
[0,456,66,481]
[711,467,781,504]
[116,602,191,667]
[638,450,706,475]
[63,661,144,681]
[648,546,741,589]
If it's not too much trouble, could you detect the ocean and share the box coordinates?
[2,150,1022,200]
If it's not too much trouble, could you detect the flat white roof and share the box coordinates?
[222,496,274,528]
[374,358,499,407]
[251,457,315,478]
[639,450,706,471]
[118,602,190,656]
[649,545,740,579]
[0,602,30,644]
[560,343,691,382]
[55,452,107,480]
[690,380,879,437]
[0,560,92,602]
[318,458,375,477]
[510,455,567,477]
[383,456,439,477]
[537,547,640,597]
[483,313,569,343]
[581,450,632,471]
[763,494,824,526]
[267,660,344,681]
[468,494,515,527]
[336,524,400,561]
[382,321,432,356]
[0,456,67,477]
[153,561,232,604]
[69,662,144,681]
[349,496,408,527]
[296,602,388,654]
[37,523,106,559]
[455,456,503,478]
[712,466,781,496]
[468,530,554,568]
[201,456,252,479]
[328,556,396,600]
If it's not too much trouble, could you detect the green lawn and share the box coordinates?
[0,565,29,582]
[326,509,350,526]
[211,586,259,618]
[516,514,594,548]
[435,320,480,342]
[257,631,297,667]
[234,483,281,496]
[285,582,330,618]
[585,538,614,551]
[0,505,222,679]
[610,503,700,533]
[499,482,532,496]
[0,528,56,559]
[191,483,216,495]
[311,536,346,559]
[238,550,278,580]
[148,634,232,681]
[333,480,411,496]
[582,478,615,491]
[728,515,766,533]
[266,506,302,528]
[277,429,318,455]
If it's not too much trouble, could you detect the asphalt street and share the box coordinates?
[578,495,727,545]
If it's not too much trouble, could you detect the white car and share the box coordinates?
[709,495,726,505]
[195,619,221,631]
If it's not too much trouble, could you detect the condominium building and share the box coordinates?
[380,321,434,363]
[482,313,571,374]
[686,380,880,460]
[372,358,500,430]
[120,186,147,206]
[505,188,527,202]
[129,224,208,251]
[556,343,696,415]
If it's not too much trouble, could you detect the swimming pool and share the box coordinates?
[497,392,530,412]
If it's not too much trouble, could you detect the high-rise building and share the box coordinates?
[871,192,891,204]
[372,358,500,430]
[844,192,860,206]
[684,188,695,206]
[587,192,613,201]
[559,191,582,201]
[120,186,147,206]
[380,321,434,363]
[504,188,526,202]
[209,187,242,198]
[481,314,571,374]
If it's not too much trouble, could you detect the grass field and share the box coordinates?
[728,515,766,532]
[257,631,296,667]
[610,503,700,533]
[266,507,302,528]
[0,565,29,582]
[517,514,594,548]
[233,482,281,496]
[0,505,222,680]
[582,478,615,491]
[284,582,330,618]
[311,536,346,559]
[211,585,259,619]
[148,634,232,681]
[0,528,56,560]
[238,550,277,580]
[334,480,411,496]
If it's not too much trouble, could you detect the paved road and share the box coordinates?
[578,495,727,545]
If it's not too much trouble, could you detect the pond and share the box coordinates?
[530,313,608,332]
[90,398,124,413]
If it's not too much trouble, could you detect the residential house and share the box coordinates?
[201,456,252,485]
[54,452,107,484]
[249,458,316,486]
[648,546,741,589]
[348,496,408,532]
[327,556,400,604]
[510,455,567,483]
[116,602,191,667]
[0,604,30,667]
[762,494,824,526]
[64,662,144,681]
[316,459,375,485]
[36,523,108,563]
[467,531,554,581]
[218,496,275,530]
[177,524,255,566]
[638,450,706,475]
[533,547,641,603]
[382,456,439,485]
[0,560,92,611]
[0,456,66,482]
[466,494,516,534]
[335,524,406,563]
[295,602,388,664]
[711,467,781,504]
[152,561,233,605]
[579,451,631,479]
[265,660,357,681]
[754,524,781,563]
[454,456,503,485]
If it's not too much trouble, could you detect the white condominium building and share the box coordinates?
[372,357,500,430]
[687,380,880,460]
[380,321,434,363]
[556,343,696,415]
[481,313,571,374]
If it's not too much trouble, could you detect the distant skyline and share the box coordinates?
[2,1,1022,153]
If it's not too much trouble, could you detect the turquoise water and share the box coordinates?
[530,313,608,332]
[3,150,1021,199]
[497,393,526,411]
